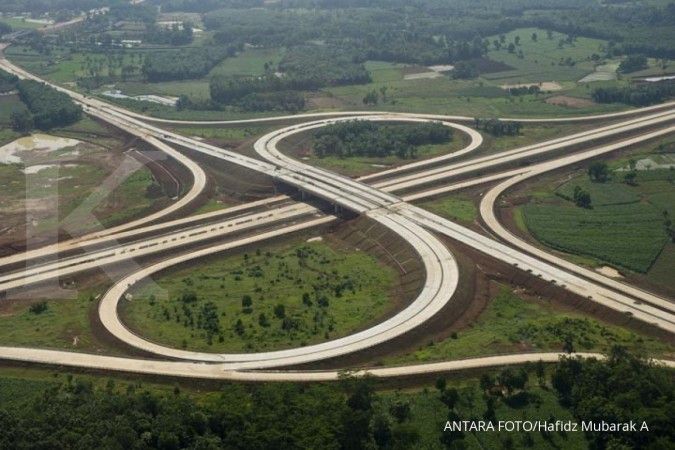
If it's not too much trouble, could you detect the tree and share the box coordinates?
[479,373,493,393]
[588,162,610,182]
[573,186,592,208]
[535,360,546,386]
[379,85,388,102]
[435,377,447,392]
[258,313,269,327]
[389,400,411,423]
[623,170,637,185]
[372,415,392,448]
[241,295,252,309]
[362,89,379,105]
[29,301,48,314]
[441,410,465,449]
[552,349,673,448]
[273,303,285,319]
[439,388,459,409]
[10,109,33,133]
[452,61,478,79]
[618,55,648,74]
[507,42,516,53]
[234,319,245,336]
[498,368,528,395]
[514,36,521,46]
[531,32,538,42]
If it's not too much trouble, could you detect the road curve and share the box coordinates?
[480,126,675,315]
[97,211,458,369]
[256,118,675,332]
[1,50,674,380]
[0,347,670,381]
[108,99,675,126]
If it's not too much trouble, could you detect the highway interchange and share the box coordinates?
[0,51,674,380]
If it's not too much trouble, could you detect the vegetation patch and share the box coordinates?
[386,286,671,365]
[312,120,452,159]
[419,195,478,224]
[0,349,672,449]
[0,289,105,352]
[522,162,674,273]
[124,240,398,352]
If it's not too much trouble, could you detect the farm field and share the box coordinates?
[516,138,675,286]
[384,285,671,366]
[4,43,630,122]
[122,238,398,353]
[522,202,667,273]
[521,169,673,273]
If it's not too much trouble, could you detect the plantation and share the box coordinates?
[521,159,675,273]
[123,240,398,352]
[524,202,666,272]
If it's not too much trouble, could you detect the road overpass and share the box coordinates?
[0,52,673,378]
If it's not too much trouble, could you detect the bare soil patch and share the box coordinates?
[545,95,595,108]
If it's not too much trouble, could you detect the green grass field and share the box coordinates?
[0,17,46,30]
[485,28,606,83]
[419,195,478,224]
[385,286,671,365]
[522,168,673,273]
[169,124,272,144]
[123,239,398,352]
[0,288,108,352]
[305,139,468,177]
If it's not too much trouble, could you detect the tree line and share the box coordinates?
[474,118,523,137]
[312,121,452,159]
[144,23,194,46]
[0,347,670,448]
[9,78,81,132]
[143,46,236,82]
[591,82,675,107]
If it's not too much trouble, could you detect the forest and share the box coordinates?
[312,121,452,159]
[15,79,82,130]
[0,349,670,449]
[143,46,236,82]
[592,82,675,107]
